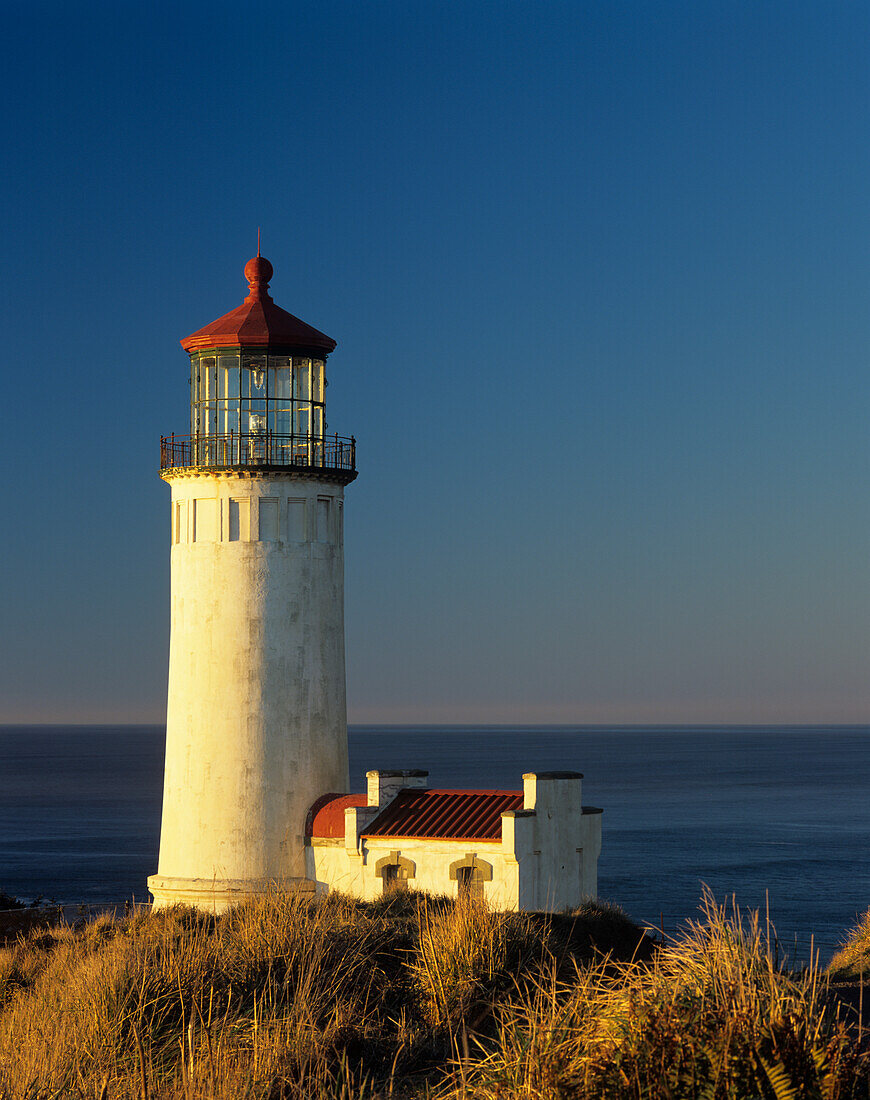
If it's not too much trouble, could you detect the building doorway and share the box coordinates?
[455,864,484,901]
[382,863,407,893]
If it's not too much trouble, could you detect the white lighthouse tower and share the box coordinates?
[148,253,356,911]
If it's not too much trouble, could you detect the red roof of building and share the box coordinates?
[362,789,525,841]
[306,793,368,838]
[181,255,337,355]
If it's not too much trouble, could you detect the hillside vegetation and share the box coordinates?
[0,890,865,1099]
[828,911,870,981]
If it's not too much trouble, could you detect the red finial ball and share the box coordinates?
[245,255,273,285]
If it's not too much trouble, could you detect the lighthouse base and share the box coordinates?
[147,875,316,913]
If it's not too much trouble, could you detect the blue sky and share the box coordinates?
[2,1,868,723]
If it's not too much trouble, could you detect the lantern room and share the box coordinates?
[161,254,355,475]
[188,350,325,441]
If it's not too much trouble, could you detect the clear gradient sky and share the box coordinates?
[2,1,868,724]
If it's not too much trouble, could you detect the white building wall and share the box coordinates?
[149,472,349,911]
[306,770,601,912]
[308,838,515,905]
[518,774,602,909]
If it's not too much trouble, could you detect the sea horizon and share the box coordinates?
[3,722,867,731]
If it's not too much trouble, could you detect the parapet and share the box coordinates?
[366,769,429,808]
[522,771,583,812]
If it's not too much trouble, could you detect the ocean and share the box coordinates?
[1,724,868,963]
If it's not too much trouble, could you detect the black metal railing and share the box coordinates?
[160,432,356,474]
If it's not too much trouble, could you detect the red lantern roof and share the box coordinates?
[181,254,337,355]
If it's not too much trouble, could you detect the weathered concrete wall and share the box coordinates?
[149,472,349,911]
[308,837,517,906]
[517,774,602,909]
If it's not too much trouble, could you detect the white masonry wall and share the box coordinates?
[306,770,601,912]
[149,472,349,911]
[309,837,516,905]
[513,774,602,910]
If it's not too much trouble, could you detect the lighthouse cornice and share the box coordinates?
[160,466,357,485]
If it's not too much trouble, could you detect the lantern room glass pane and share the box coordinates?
[295,404,310,437]
[216,402,234,435]
[218,356,239,401]
[197,356,217,437]
[273,357,292,399]
[195,358,215,435]
[271,356,293,436]
[312,360,324,402]
[294,358,310,401]
[242,356,267,399]
[200,358,215,401]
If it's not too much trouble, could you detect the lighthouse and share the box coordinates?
[148,253,356,911]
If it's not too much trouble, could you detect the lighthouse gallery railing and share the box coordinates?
[160,433,356,473]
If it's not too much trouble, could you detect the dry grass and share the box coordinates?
[0,892,551,1098]
[0,889,863,1099]
[451,891,868,1100]
[413,897,538,1034]
[828,910,870,980]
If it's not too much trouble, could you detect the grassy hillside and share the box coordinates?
[0,890,865,1099]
